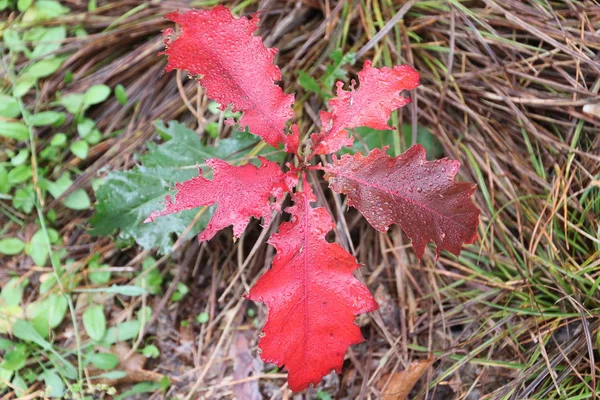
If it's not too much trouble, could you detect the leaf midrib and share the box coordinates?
[327,168,474,230]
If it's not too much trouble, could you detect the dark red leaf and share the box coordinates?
[323,146,479,258]
[145,157,288,242]
[311,61,420,155]
[162,6,295,149]
[247,179,378,391]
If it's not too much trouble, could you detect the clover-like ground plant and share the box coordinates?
[145,5,480,391]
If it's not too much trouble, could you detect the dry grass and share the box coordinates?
[2,0,600,399]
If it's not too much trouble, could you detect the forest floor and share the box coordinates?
[1,0,599,399]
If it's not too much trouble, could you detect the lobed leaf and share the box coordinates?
[247,179,378,391]
[311,61,420,155]
[323,146,479,258]
[90,121,274,253]
[162,6,295,150]
[145,157,288,242]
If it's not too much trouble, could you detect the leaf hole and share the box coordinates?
[325,231,335,243]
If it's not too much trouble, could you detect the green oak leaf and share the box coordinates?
[90,121,283,254]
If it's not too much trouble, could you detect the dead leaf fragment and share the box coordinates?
[91,343,165,386]
[374,285,400,335]
[583,103,600,117]
[230,332,262,400]
[111,342,145,372]
[378,358,435,400]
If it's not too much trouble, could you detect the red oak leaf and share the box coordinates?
[311,60,420,155]
[323,146,479,258]
[145,157,287,242]
[247,179,378,391]
[162,6,295,149]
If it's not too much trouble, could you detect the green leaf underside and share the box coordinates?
[90,121,284,254]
